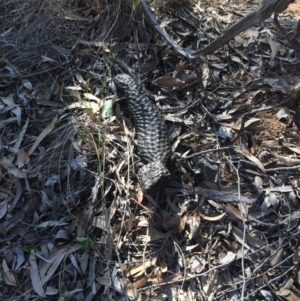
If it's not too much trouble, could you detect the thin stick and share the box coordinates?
[0,60,70,79]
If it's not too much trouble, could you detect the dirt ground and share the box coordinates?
[287,0,300,13]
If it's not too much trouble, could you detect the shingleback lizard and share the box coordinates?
[113,74,171,193]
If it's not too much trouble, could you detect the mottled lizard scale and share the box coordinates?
[113,74,171,192]
[114,74,171,164]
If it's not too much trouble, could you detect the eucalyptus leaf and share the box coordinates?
[101,100,113,119]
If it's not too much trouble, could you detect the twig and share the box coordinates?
[236,162,247,300]
[138,260,235,291]
[247,261,295,299]
[225,156,247,299]
[140,0,297,125]
[0,60,71,79]
[296,20,300,37]
[140,0,193,62]
[181,146,237,160]
[194,0,295,57]
[139,0,216,123]
[265,165,300,172]
[273,13,300,59]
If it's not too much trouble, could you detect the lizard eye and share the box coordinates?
[136,162,145,169]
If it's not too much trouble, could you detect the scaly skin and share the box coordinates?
[113,74,171,193]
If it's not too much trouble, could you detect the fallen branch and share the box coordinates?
[139,0,298,125]
[140,0,215,123]
[141,0,297,58]
[194,0,297,56]
[273,13,300,58]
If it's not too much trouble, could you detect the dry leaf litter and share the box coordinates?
[1,0,300,300]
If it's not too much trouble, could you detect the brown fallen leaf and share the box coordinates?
[136,187,143,204]
[200,212,226,221]
[235,147,265,173]
[154,75,185,88]
[283,143,300,155]
[125,275,149,290]
[0,157,27,178]
[2,259,17,286]
[132,58,159,74]
[232,226,266,249]
[66,100,102,113]
[293,246,300,265]
[225,203,249,222]
[275,285,300,301]
[167,213,181,228]
[123,257,157,278]
[16,149,30,168]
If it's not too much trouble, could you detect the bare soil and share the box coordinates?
[287,0,300,13]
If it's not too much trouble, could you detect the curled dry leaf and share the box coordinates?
[0,157,27,178]
[16,149,30,168]
[132,58,159,74]
[139,224,165,242]
[54,229,71,243]
[92,197,118,231]
[218,251,236,265]
[276,107,290,120]
[268,38,278,61]
[187,214,201,239]
[244,117,261,128]
[2,259,17,286]
[41,55,57,63]
[65,85,83,91]
[200,212,226,221]
[235,147,265,173]
[126,276,149,290]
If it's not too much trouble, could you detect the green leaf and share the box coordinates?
[22,245,36,252]
[76,237,90,249]
[101,100,113,119]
